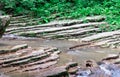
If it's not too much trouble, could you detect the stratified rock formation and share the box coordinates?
[6,15,105,38]
[5,15,120,49]
[0,44,60,75]
[0,15,10,37]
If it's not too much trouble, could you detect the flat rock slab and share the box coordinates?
[81,30,120,42]
[0,44,28,54]
[102,54,119,61]
[68,66,78,74]
[17,22,105,35]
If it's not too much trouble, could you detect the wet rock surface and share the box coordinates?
[75,53,120,77]
[0,38,120,77]
[38,55,120,77]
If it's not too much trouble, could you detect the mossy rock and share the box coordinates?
[0,15,10,38]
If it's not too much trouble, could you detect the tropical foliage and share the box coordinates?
[0,0,120,31]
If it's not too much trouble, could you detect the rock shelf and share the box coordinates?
[0,44,60,74]
[5,15,120,48]
[1,15,120,77]
[6,15,106,37]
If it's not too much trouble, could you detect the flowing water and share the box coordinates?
[0,35,120,77]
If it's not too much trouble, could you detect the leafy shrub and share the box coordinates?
[0,0,120,31]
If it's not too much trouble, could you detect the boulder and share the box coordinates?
[0,15,10,38]
[84,59,98,68]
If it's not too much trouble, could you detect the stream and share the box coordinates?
[0,35,120,77]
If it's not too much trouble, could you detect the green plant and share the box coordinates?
[0,0,120,31]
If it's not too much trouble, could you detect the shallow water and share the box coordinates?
[0,36,120,77]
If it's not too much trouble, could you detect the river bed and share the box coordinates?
[0,36,120,77]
